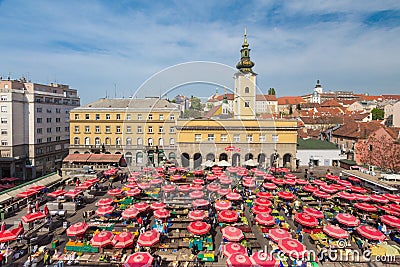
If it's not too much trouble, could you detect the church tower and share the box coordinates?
[233,29,257,119]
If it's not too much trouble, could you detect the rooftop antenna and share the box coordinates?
[105,90,108,98]
[114,83,117,99]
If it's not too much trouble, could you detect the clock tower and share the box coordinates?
[233,29,257,120]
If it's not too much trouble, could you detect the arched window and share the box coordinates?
[136,152,143,164]
[148,138,153,146]
[95,137,101,146]
[74,137,80,145]
[84,137,90,145]
[126,138,132,146]
[137,138,143,146]
[169,152,176,159]
[158,138,164,146]
[116,137,121,146]
[245,87,249,93]
[169,138,175,146]
[105,137,111,145]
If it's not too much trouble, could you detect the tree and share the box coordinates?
[268,88,276,95]
[371,108,384,120]
[190,97,202,111]
[289,105,293,115]
[183,109,202,119]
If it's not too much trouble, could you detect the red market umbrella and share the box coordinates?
[294,213,318,227]
[284,179,296,186]
[278,191,296,201]
[336,192,356,201]
[255,213,275,226]
[126,188,141,197]
[150,202,166,210]
[162,185,176,193]
[252,206,272,215]
[108,188,123,196]
[138,183,151,190]
[331,184,346,191]
[323,224,349,239]
[96,205,115,216]
[312,180,326,186]
[218,210,238,223]
[124,252,153,267]
[226,192,242,201]
[353,194,370,202]
[389,204,400,213]
[278,238,307,259]
[0,227,23,243]
[254,198,272,207]
[303,207,324,219]
[312,190,331,199]
[378,206,400,216]
[192,199,209,207]
[16,190,37,198]
[64,189,82,198]
[227,253,252,267]
[296,179,309,185]
[96,198,114,206]
[269,228,290,243]
[380,215,400,228]
[137,230,160,247]
[130,171,141,176]
[383,194,400,203]
[91,231,113,247]
[153,208,170,219]
[336,180,352,187]
[67,222,89,236]
[320,185,338,194]
[150,179,163,185]
[206,175,218,181]
[28,185,46,192]
[122,208,140,219]
[188,210,206,221]
[207,183,221,192]
[126,183,138,188]
[190,190,204,199]
[223,242,246,257]
[215,200,232,211]
[256,192,273,199]
[171,175,182,182]
[217,188,231,195]
[220,179,233,185]
[222,226,244,242]
[155,167,164,173]
[128,177,138,183]
[262,183,277,190]
[336,213,360,227]
[302,185,318,192]
[250,252,278,267]
[22,211,46,223]
[193,179,204,185]
[370,194,389,204]
[243,180,256,188]
[349,186,367,194]
[356,225,386,241]
[326,174,339,181]
[113,231,134,248]
[76,182,92,191]
[354,203,377,212]
[133,202,149,212]
[271,178,285,186]
[47,190,66,198]
[178,185,191,192]
[191,184,204,191]
[187,221,211,235]
[348,176,361,183]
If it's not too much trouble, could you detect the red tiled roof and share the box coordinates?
[340,100,357,106]
[216,94,234,101]
[356,95,382,101]
[278,96,305,105]
[204,104,221,118]
[332,121,382,139]
[63,154,91,163]
[63,154,122,163]
[385,127,400,140]
[382,95,400,101]
[320,99,342,107]
[256,94,277,101]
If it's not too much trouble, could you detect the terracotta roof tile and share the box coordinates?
[256,94,277,101]
[332,121,382,139]
[320,99,342,107]
[278,96,305,105]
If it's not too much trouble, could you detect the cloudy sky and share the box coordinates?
[1,0,400,103]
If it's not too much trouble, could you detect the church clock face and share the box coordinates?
[244,73,251,79]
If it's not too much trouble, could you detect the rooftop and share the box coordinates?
[297,138,338,150]
[74,98,179,111]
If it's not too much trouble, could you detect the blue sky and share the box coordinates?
[1,0,400,103]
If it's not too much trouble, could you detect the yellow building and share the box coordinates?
[175,31,298,169]
[68,97,180,167]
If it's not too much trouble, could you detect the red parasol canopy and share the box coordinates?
[295,213,318,227]
[187,221,211,235]
[178,185,191,192]
[383,193,400,203]
[137,183,151,190]
[126,188,141,197]
[96,198,114,206]
[162,185,176,193]
[370,194,389,204]
[336,179,352,187]
[252,206,272,214]
[150,202,166,210]
[303,207,324,219]
[226,192,242,201]
[256,192,273,199]
[107,188,123,196]
[271,178,285,186]
[133,202,149,212]
[112,231,134,248]
[323,224,349,239]
[47,190,66,198]
[349,186,367,194]
[278,191,296,201]
[96,205,115,216]
[171,175,182,182]
[125,183,138,189]
[16,190,37,198]
[67,222,89,237]
[262,183,277,190]
[222,226,244,242]
[255,213,275,226]
[378,206,400,216]
[22,211,46,223]
[153,208,170,219]
[220,178,233,185]
[254,198,272,207]
[326,174,339,181]
[124,252,153,267]
[223,242,246,258]
[389,204,400,213]
[214,200,232,211]
[218,210,238,223]
[137,230,160,247]
[193,179,204,185]
[296,179,309,185]
[250,252,278,267]
[189,190,204,199]
[188,210,206,221]
[227,253,252,267]
[64,189,82,198]
[278,238,307,259]
[312,180,326,186]
[206,183,221,192]
[269,228,290,243]
[348,176,361,182]
[353,194,370,202]
[312,190,331,199]
[356,225,386,241]
[217,188,231,195]
[380,215,400,228]
[336,213,360,227]
[91,231,113,247]
[284,179,296,186]
[121,208,140,219]
[320,185,338,194]
[302,185,318,192]
[354,203,377,212]
[336,191,356,201]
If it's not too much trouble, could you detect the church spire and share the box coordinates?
[236,28,255,73]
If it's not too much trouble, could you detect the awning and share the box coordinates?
[0,193,12,204]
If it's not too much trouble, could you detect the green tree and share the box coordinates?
[371,108,384,120]
[183,109,202,119]
[190,96,202,111]
[268,88,276,95]
[289,105,293,115]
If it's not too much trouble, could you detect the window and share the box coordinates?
[47,128,52,133]
[245,87,249,93]
[369,145,373,151]
[47,137,52,142]
[272,134,279,142]
[74,137,80,145]
[148,114,153,120]
[0,95,7,101]
[56,118,61,123]
[3,85,8,89]
[126,138,132,146]
[85,114,89,120]
[0,118,7,124]
[65,126,69,132]
[56,108,61,113]
[170,127,174,133]
[106,114,110,120]
[169,138,175,146]
[74,114,79,120]
[37,139,42,144]
[137,138,143,145]
[1,129,6,135]
[208,134,215,141]
[148,126,153,133]
[159,126,163,133]
[95,114,100,120]
[246,134,253,142]
[126,126,131,133]
[159,114,164,120]
[195,134,201,142]
[85,126,90,133]
[74,126,79,133]
[95,126,100,133]
[56,127,61,132]
[84,137,90,145]
[170,114,175,120]
[95,137,101,146]
[137,126,142,133]
[1,106,7,113]
[158,138,164,146]
[106,126,110,133]
[47,118,52,123]
[37,118,42,123]
[138,114,142,120]
[221,134,228,142]
[116,126,121,133]
[37,128,42,134]
[245,101,250,107]
[259,134,266,142]
[116,114,121,120]
[126,114,131,120]
[148,138,153,146]
[1,140,8,146]
[55,136,61,141]
[37,108,42,113]
[233,134,240,142]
